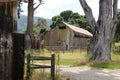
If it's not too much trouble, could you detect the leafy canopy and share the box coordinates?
[50,10,91,32]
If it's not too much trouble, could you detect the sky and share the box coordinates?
[21,0,120,20]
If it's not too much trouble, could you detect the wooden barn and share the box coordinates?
[44,22,93,50]
[0,0,24,80]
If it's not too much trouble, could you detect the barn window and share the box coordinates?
[74,34,89,38]
[59,26,66,29]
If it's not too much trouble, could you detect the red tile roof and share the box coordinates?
[63,22,93,37]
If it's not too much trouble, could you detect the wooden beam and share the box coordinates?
[0,0,17,2]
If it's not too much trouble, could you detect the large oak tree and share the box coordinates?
[79,0,118,61]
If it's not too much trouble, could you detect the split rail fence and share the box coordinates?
[26,54,55,80]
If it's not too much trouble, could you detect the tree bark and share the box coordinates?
[25,0,44,49]
[26,0,34,34]
[79,0,118,62]
[25,0,34,49]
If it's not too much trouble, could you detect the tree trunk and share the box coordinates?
[25,0,43,49]
[92,26,112,61]
[79,0,118,62]
[25,0,34,49]
[26,0,34,34]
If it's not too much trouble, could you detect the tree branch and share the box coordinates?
[34,3,44,11]
[34,3,40,11]
[79,0,97,32]
[34,2,37,5]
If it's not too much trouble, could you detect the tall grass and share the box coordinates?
[25,48,120,80]
[25,49,89,66]
[58,50,88,66]
[25,49,120,67]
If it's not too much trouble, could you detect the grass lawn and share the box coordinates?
[89,61,120,69]
[25,49,120,80]
[25,49,120,68]
[58,50,88,66]
[88,51,120,69]
[25,49,88,66]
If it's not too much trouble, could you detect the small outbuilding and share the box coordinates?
[44,22,93,50]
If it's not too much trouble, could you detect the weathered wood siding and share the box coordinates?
[0,33,13,80]
[44,22,91,50]
[0,1,18,80]
[0,0,17,2]
[0,2,17,32]
[73,37,89,49]
[44,23,74,50]
[44,31,50,46]
[49,26,59,46]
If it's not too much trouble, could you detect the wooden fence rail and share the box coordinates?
[26,54,55,80]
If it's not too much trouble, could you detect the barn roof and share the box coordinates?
[0,0,17,2]
[63,22,93,37]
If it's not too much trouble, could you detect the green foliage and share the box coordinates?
[22,27,39,35]
[34,18,48,34]
[34,18,47,29]
[40,26,47,33]
[33,27,39,35]
[60,10,73,22]
[90,62,120,69]
[22,29,26,33]
[50,15,63,28]
[50,10,92,32]
[22,18,48,35]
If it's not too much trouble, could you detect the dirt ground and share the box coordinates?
[58,66,120,80]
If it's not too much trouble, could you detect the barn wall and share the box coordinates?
[47,23,72,50]
[12,2,17,31]
[0,2,17,32]
[0,1,19,80]
[59,23,68,42]
[66,26,74,49]
[73,37,89,49]
[49,26,59,46]
[44,31,50,46]
[44,23,91,50]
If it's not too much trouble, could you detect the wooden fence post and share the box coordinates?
[26,54,55,80]
[26,54,30,80]
[12,33,25,80]
[51,54,55,80]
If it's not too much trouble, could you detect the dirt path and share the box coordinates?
[58,66,120,80]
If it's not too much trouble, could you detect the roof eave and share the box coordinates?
[0,0,17,2]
